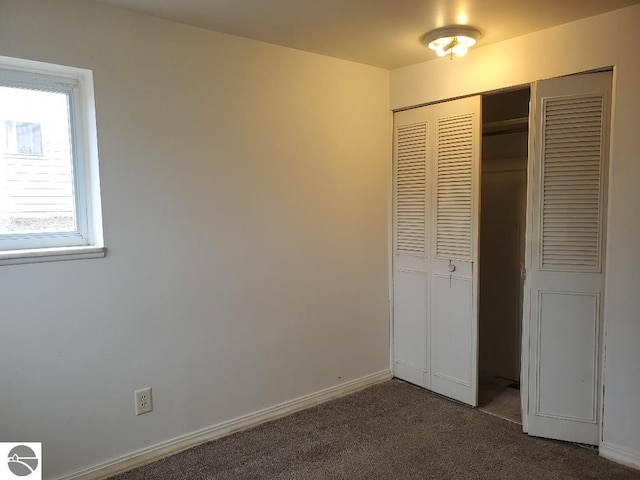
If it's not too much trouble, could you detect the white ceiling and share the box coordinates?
[94,0,640,69]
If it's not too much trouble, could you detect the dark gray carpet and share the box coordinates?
[111,380,640,479]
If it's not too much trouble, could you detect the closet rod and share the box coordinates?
[482,117,529,136]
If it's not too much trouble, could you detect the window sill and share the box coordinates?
[0,245,106,266]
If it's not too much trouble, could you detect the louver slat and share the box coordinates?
[436,114,474,260]
[541,95,604,271]
[396,123,427,256]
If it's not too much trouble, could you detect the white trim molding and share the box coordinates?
[600,441,640,471]
[54,370,392,480]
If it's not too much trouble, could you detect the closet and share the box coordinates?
[392,71,612,446]
[478,88,529,422]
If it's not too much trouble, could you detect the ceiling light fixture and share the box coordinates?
[421,25,481,58]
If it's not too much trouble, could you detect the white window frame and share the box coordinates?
[0,56,104,266]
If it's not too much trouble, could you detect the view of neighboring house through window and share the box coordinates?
[0,84,76,235]
[0,59,102,260]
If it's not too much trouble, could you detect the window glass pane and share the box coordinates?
[0,86,76,234]
[16,122,43,155]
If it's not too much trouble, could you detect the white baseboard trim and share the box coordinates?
[55,369,392,480]
[600,441,640,471]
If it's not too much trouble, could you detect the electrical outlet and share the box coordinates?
[135,387,153,415]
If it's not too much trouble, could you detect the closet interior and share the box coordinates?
[478,88,530,423]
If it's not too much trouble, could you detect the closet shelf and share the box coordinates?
[482,117,529,135]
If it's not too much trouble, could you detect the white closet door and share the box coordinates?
[393,106,430,388]
[428,96,481,407]
[393,97,481,405]
[525,71,611,444]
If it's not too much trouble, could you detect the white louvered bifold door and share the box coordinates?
[393,97,481,403]
[525,72,611,445]
[428,96,481,406]
[393,106,431,389]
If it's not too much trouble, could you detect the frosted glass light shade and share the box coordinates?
[422,26,481,58]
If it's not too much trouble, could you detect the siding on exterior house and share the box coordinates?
[0,87,75,232]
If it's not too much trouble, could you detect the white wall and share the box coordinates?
[0,1,391,478]
[391,4,640,467]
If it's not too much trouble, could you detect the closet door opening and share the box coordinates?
[478,88,530,423]
[392,70,611,445]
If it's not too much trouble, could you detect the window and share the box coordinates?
[0,57,104,265]
[4,121,44,155]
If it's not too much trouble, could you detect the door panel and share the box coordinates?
[525,71,611,445]
[431,274,475,405]
[536,291,599,422]
[394,270,429,387]
[393,96,481,405]
[393,107,430,389]
[429,97,481,407]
